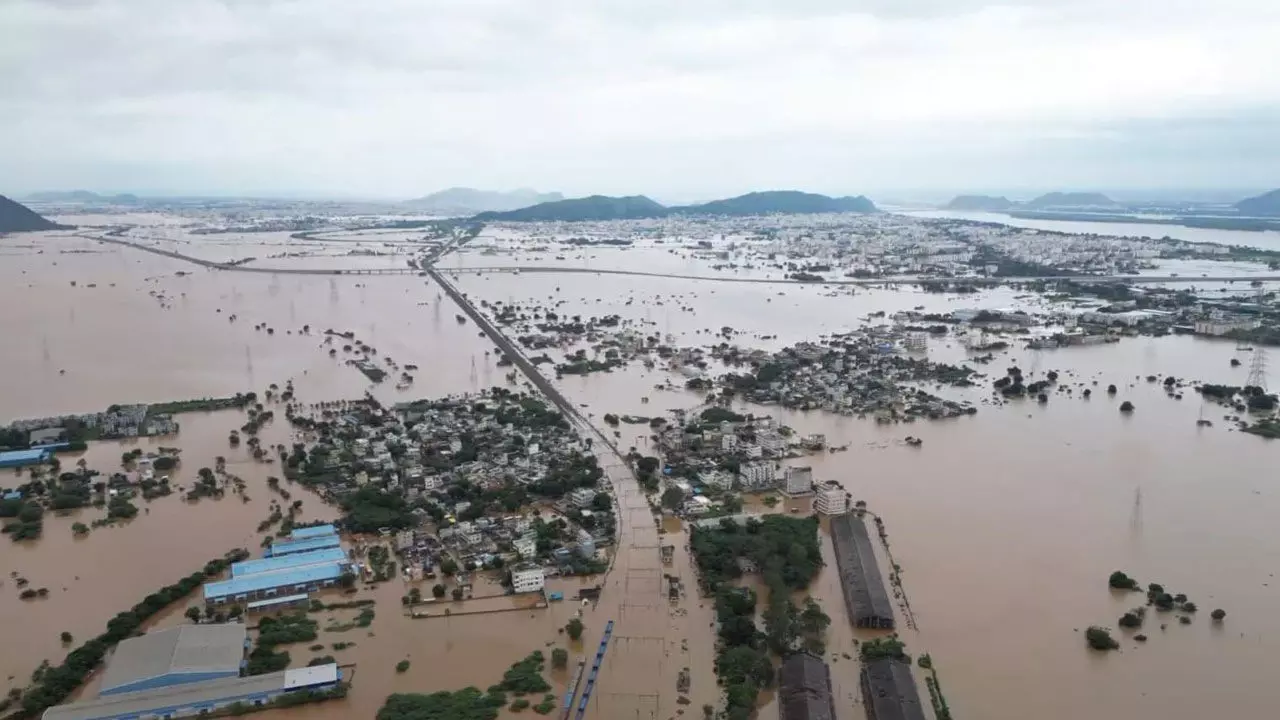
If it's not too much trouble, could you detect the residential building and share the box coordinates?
[783,466,814,495]
[511,565,546,594]
[698,470,733,491]
[738,462,774,491]
[568,487,597,508]
[814,482,851,516]
[514,537,538,560]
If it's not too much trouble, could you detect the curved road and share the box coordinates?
[90,232,1280,287]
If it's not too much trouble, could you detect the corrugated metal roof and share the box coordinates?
[289,524,337,539]
[779,653,836,720]
[246,594,310,610]
[203,563,344,600]
[41,664,339,720]
[232,547,348,577]
[861,658,927,720]
[283,664,339,689]
[99,624,246,694]
[0,449,50,464]
[265,534,342,557]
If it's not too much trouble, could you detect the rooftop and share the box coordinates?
[99,624,247,695]
[42,664,339,720]
[264,534,342,557]
[204,562,345,600]
[232,547,348,577]
[289,524,337,540]
[779,653,835,720]
[246,594,309,611]
[0,448,50,465]
[861,658,927,720]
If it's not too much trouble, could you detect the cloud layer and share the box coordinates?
[3,0,1278,198]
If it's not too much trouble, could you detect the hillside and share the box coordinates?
[25,190,140,204]
[0,195,63,232]
[474,190,879,222]
[473,195,668,222]
[945,195,1014,211]
[1235,189,1280,216]
[676,191,877,216]
[404,187,563,214]
[1026,192,1116,209]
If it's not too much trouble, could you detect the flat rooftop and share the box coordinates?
[99,624,246,695]
[41,664,339,720]
[232,547,348,577]
[204,563,344,600]
[264,534,342,557]
[289,524,337,539]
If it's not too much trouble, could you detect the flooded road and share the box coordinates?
[5,220,1280,720]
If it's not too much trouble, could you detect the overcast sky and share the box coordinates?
[3,0,1278,200]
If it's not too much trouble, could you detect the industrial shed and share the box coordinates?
[778,652,836,720]
[203,563,345,605]
[263,533,341,557]
[289,523,337,539]
[42,664,340,720]
[231,547,348,577]
[829,514,896,630]
[860,658,927,720]
[98,624,247,696]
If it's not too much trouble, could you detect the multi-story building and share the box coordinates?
[568,487,597,508]
[738,462,774,491]
[783,466,814,495]
[511,565,546,594]
[814,481,851,516]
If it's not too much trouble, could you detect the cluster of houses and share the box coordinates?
[6,404,177,440]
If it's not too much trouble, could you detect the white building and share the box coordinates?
[721,434,739,452]
[759,432,785,455]
[698,470,734,491]
[738,462,775,491]
[783,466,814,495]
[568,487,597,508]
[814,482,851,515]
[511,565,546,594]
[514,537,538,560]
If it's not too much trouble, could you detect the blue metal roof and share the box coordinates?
[264,534,341,557]
[0,449,50,466]
[203,563,344,600]
[232,547,348,577]
[289,524,337,540]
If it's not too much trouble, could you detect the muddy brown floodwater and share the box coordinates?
[5,222,1280,720]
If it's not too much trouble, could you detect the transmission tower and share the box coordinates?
[1247,347,1268,391]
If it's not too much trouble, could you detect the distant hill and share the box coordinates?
[25,190,140,205]
[945,195,1014,211]
[474,195,668,222]
[1026,192,1117,209]
[404,188,563,215]
[675,190,877,216]
[0,195,64,232]
[474,190,878,222]
[1235,189,1280,216]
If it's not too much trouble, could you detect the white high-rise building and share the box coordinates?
[511,565,546,594]
[783,466,814,495]
[738,462,775,491]
[814,482,851,515]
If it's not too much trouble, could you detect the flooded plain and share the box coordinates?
[3,218,1280,720]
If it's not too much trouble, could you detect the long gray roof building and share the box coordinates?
[778,653,836,720]
[42,664,339,720]
[829,513,895,629]
[98,624,247,696]
[860,658,927,720]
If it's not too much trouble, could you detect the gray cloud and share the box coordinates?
[2,0,1278,197]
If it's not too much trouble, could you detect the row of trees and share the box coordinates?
[12,548,250,716]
